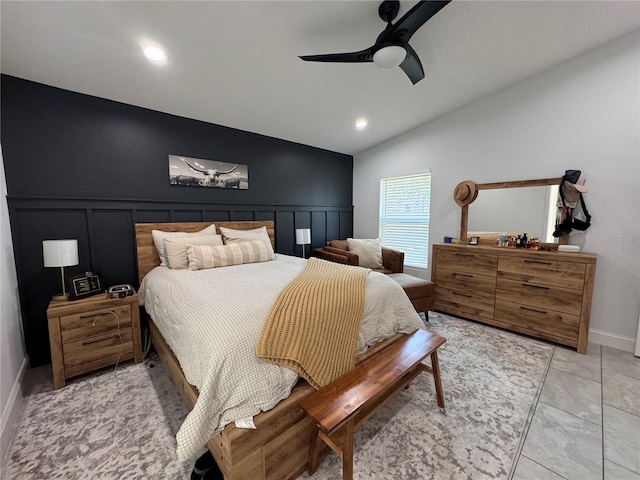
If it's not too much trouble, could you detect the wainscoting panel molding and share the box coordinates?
[8,196,353,367]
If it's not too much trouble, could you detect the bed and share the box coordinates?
[134,221,424,480]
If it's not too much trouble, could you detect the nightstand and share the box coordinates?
[46,292,143,389]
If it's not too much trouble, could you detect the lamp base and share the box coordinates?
[51,293,70,302]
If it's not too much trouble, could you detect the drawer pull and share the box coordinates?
[520,306,548,315]
[82,335,120,346]
[522,283,549,290]
[454,273,474,278]
[80,311,117,321]
[453,291,473,298]
[524,260,552,265]
[454,253,474,257]
[79,311,119,326]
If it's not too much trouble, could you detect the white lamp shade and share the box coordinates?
[295,229,311,245]
[373,45,407,69]
[43,239,79,267]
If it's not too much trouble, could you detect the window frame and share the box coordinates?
[378,171,432,270]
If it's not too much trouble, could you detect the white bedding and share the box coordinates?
[139,254,424,461]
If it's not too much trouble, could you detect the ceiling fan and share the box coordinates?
[299,0,450,85]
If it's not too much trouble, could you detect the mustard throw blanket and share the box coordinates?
[256,257,368,389]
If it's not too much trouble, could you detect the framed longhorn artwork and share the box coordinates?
[169,154,248,190]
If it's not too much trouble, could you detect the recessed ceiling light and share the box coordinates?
[354,119,368,130]
[143,45,167,64]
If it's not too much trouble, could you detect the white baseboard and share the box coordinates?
[0,357,28,479]
[589,328,637,353]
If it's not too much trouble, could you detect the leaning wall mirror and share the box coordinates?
[457,177,568,246]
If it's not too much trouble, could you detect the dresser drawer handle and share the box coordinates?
[520,306,548,315]
[82,335,120,346]
[454,273,474,278]
[453,291,473,298]
[524,260,552,265]
[454,253,474,257]
[522,283,549,290]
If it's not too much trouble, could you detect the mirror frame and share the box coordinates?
[459,177,568,247]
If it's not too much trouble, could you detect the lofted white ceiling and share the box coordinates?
[1,1,639,155]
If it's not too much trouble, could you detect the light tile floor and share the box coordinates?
[512,343,640,480]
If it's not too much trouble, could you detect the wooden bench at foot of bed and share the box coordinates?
[147,315,415,480]
[299,329,446,480]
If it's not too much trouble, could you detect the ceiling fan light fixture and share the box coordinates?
[373,45,407,69]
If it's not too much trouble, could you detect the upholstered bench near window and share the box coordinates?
[387,273,435,314]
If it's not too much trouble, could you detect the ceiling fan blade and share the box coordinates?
[399,44,424,84]
[299,47,374,63]
[387,0,450,42]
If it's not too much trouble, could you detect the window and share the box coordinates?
[379,172,431,269]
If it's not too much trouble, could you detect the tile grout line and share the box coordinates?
[520,453,569,480]
[507,344,556,480]
[601,365,640,383]
[535,400,602,428]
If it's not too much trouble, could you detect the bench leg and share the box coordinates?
[307,427,322,475]
[342,420,354,480]
[431,350,445,408]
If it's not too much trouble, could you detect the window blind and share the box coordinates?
[379,173,431,269]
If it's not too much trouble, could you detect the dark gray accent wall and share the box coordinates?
[2,75,353,366]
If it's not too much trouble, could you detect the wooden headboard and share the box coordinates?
[134,221,275,284]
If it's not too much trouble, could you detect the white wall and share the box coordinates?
[0,144,28,476]
[354,31,640,348]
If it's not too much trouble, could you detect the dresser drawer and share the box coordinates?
[495,299,580,341]
[435,286,495,319]
[60,305,132,344]
[496,278,583,316]
[63,328,134,369]
[435,269,496,296]
[498,256,585,290]
[436,250,498,277]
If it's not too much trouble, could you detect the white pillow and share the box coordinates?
[187,240,271,270]
[347,238,383,269]
[219,226,274,260]
[151,224,216,267]
[163,235,223,270]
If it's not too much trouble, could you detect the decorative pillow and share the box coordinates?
[151,224,217,266]
[219,226,274,260]
[347,238,383,269]
[187,240,271,270]
[163,235,223,270]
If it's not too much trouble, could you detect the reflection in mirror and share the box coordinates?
[467,185,559,243]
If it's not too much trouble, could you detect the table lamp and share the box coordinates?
[295,228,311,259]
[43,239,79,301]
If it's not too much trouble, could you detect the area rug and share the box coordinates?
[300,312,554,480]
[4,356,194,480]
[5,313,553,480]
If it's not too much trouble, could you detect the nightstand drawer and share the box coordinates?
[63,328,134,369]
[60,305,132,343]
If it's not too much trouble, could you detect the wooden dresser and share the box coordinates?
[431,243,596,353]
